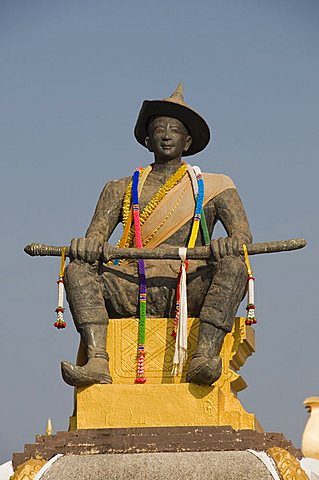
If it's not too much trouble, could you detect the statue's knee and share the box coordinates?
[215,255,246,280]
[232,256,248,278]
[219,256,248,302]
[65,259,82,282]
[64,260,98,289]
[205,256,247,312]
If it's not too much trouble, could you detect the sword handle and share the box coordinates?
[24,243,70,257]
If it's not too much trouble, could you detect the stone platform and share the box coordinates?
[12,425,302,469]
[12,316,307,478]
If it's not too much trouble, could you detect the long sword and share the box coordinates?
[24,238,307,261]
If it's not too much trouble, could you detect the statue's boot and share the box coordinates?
[186,322,225,385]
[61,323,112,387]
[61,355,112,387]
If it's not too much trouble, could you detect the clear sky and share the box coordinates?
[1,0,319,463]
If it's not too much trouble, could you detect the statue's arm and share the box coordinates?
[214,188,253,245]
[70,177,130,263]
[85,177,129,242]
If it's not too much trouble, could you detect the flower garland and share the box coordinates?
[171,166,206,375]
[187,164,210,246]
[112,166,152,265]
[121,166,152,241]
[118,163,188,251]
[132,168,147,383]
[120,163,210,380]
[128,163,189,382]
[172,166,208,339]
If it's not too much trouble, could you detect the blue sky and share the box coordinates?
[1,0,319,463]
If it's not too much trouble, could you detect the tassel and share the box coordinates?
[171,165,205,373]
[54,247,67,329]
[172,248,188,375]
[243,243,257,325]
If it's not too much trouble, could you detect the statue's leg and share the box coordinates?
[61,260,112,387]
[186,256,247,386]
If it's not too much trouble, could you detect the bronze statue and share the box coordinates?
[59,83,253,388]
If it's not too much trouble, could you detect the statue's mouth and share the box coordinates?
[161,144,173,150]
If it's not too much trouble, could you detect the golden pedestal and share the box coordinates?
[71,317,261,431]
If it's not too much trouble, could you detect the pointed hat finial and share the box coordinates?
[168,81,184,102]
[163,81,187,107]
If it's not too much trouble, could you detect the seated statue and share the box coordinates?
[61,83,252,388]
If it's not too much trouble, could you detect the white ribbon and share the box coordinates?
[186,164,199,196]
[192,165,201,180]
[172,247,188,375]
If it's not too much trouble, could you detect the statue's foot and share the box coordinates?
[61,357,112,387]
[186,354,222,385]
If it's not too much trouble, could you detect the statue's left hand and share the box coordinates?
[210,237,239,261]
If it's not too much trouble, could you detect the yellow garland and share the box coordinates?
[122,179,133,226]
[59,246,67,277]
[122,163,188,248]
[118,210,133,249]
[188,220,200,248]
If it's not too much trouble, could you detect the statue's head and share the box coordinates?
[134,82,210,157]
[145,116,193,161]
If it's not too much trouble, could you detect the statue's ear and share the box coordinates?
[145,136,153,152]
[183,135,193,153]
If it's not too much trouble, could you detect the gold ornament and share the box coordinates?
[267,447,308,480]
[10,457,47,480]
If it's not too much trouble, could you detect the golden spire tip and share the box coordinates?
[46,417,53,436]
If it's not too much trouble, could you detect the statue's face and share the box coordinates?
[145,116,192,162]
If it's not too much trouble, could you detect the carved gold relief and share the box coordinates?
[79,316,255,391]
[10,457,47,480]
[267,447,308,480]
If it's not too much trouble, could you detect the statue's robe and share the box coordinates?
[66,170,251,320]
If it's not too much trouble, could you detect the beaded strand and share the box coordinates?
[132,169,148,383]
[113,166,152,264]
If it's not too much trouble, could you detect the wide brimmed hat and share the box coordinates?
[134,82,210,156]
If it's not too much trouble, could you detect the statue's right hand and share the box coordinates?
[70,237,102,263]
